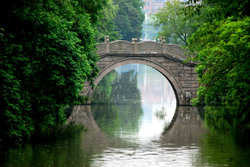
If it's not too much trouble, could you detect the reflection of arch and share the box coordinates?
[162,106,208,146]
[67,106,207,147]
[86,57,184,105]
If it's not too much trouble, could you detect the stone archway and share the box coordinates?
[81,38,199,106]
[83,57,187,105]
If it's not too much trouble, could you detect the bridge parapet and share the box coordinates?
[97,36,188,60]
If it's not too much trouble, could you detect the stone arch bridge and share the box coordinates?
[81,37,199,106]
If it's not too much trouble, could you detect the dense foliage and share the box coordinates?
[113,0,144,41]
[95,0,121,42]
[95,0,145,42]
[153,0,199,46]
[92,70,118,104]
[190,17,250,106]
[186,0,250,132]
[0,0,107,145]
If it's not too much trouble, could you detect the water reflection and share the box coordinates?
[67,105,207,167]
[195,131,250,167]
[3,106,250,167]
[2,64,250,167]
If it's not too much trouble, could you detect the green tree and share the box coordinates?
[113,0,144,41]
[95,0,121,42]
[190,17,250,106]
[186,0,250,132]
[111,70,141,104]
[0,0,107,145]
[92,70,118,103]
[153,0,199,46]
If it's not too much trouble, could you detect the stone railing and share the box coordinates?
[97,36,188,60]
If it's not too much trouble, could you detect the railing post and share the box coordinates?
[159,37,163,53]
[159,36,162,44]
[105,36,110,53]
[162,36,166,54]
[132,38,138,54]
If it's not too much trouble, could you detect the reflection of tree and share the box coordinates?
[91,104,120,135]
[92,103,143,137]
[194,131,250,167]
[117,104,143,133]
[204,105,250,141]
[92,70,118,104]
[92,69,143,136]
[93,69,142,104]
[2,133,94,167]
[111,70,141,104]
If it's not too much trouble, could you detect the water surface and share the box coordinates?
[2,64,250,167]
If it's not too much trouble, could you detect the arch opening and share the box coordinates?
[92,63,176,105]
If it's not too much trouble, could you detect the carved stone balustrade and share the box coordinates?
[97,36,188,60]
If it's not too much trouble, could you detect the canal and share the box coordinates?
[1,64,250,167]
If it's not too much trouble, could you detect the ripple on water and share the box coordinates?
[91,143,200,167]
